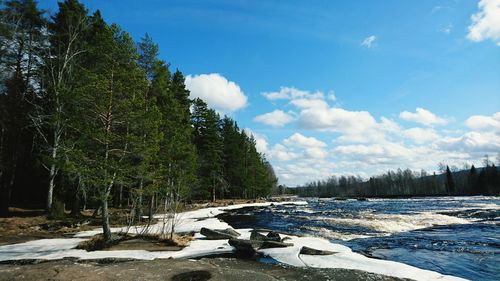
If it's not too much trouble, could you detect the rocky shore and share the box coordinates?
[0,257,407,281]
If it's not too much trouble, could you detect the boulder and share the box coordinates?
[299,246,336,255]
[260,240,294,249]
[200,227,240,240]
[250,230,267,241]
[266,231,281,242]
[228,238,257,256]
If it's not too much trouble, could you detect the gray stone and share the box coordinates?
[299,246,336,255]
[200,227,240,240]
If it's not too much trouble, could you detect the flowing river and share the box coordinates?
[218,196,499,281]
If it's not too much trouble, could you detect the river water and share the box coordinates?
[218,196,500,281]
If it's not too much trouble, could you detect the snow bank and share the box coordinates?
[0,200,467,281]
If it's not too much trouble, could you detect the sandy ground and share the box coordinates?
[0,257,406,281]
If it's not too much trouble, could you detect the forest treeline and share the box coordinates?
[293,159,500,198]
[0,0,277,240]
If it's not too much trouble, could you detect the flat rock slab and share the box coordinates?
[200,228,240,240]
[300,246,336,256]
[0,258,408,281]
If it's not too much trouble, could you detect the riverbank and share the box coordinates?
[0,200,468,281]
[0,257,407,281]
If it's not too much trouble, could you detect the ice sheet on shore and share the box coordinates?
[0,200,467,281]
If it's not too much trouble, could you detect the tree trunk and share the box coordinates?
[101,198,111,242]
[0,178,9,216]
[71,188,80,216]
[118,184,123,208]
[135,179,143,222]
[47,136,58,211]
[92,205,101,218]
[148,195,154,223]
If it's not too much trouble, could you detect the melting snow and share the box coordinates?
[0,200,467,281]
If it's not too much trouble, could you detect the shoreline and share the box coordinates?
[0,200,467,281]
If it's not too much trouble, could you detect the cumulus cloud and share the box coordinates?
[436,131,500,153]
[399,107,448,126]
[304,147,328,159]
[361,35,377,48]
[261,87,324,101]
[185,73,247,112]
[283,133,327,148]
[268,144,300,161]
[467,0,500,45]
[258,86,499,185]
[254,110,295,128]
[403,128,440,144]
[290,98,329,109]
[333,142,415,164]
[298,106,380,138]
[287,98,397,144]
[465,112,500,131]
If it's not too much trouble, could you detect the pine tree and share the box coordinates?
[0,0,46,215]
[132,33,163,222]
[221,117,245,198]
[445,166,455,194]
[66,13,148,241]
[33,0,89,211]
[467,165,478,195]
[192,98,222,201]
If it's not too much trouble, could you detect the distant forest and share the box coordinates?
[0,0,277,238]
[292,157,500,198]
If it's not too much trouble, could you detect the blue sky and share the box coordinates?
[38,0,500,185]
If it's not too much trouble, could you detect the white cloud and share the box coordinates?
[403,128,440,144]
[327,91,337,101]
[467,0,500,45]
[399,107,448,126]
[290,98,329,109]
[361,35,377,48]
[304,147,328,159]
[298,106,378,135]
[333,142,415,164]
[380,117,401,132]
[465,112,500,131]
[268,144,300,161]
[254,110,295,128]
[261,87,324,101]
[288,99,397,144]
[436,131,500,153]
[185,73,247,112]
[258,86,499,185]
[283,133,327,148]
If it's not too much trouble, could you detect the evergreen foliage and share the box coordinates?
[296,162,500,198]
[0,0,277,241]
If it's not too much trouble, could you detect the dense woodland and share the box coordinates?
[293,158,500,198]
[0,0,277,241]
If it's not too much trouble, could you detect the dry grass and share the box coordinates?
[76,234,110,251]
[77,232,194,252]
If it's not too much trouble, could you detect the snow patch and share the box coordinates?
[0,200,467,281]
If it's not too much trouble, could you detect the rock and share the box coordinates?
[200,228,240,240]
[299,246,336,255]
[266,231,281,242]
[260,241,293,249]
[250,230,267,241]
[228,238,257,257]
